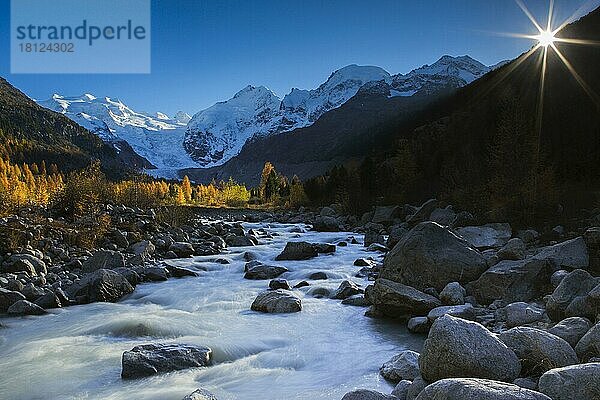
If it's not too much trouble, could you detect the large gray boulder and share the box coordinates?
[372,206,401,225]
[169,242,195,258]
[574,322,600,362]
[497,238,526,261]
[545,269,600,321]
[548,317,591,348]
[370,279,441,319]
[251,290,302,313]
[538,363,600,400]
[533,237,589,271]
[455,223,512,249]
[379,350,421,383]
[467,258,552,305]
[381,222,487,291]
[121,343,211,379]
[181,388,218,400]
[312,215,341,232]
[439,282,466,306]
[498,327,578,375]
[415,378,551,400]
[0,288,26,312]
[341,389,397,400]
[66,269,134,304]
[244,265,288,280]
[332,280,363,300]
[7,299,46,315]
[427,304,475,322]
[391,380,411,400]
[82,250,125,273]
[504,302,546,328]
[419,315,521,383]
[8,254,47,275]
[406,199,437,226]
[275,242,318,261]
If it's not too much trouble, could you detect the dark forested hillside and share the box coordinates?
[0,78,128,176]
[303,8,600,223]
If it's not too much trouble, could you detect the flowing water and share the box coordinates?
[0,223,423,400]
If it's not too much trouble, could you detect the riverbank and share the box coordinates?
[1,201,599,399]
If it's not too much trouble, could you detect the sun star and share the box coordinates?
[536,30,556,47]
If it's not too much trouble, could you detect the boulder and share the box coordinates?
[169,242,195,258]
[226,236,255,247]
[244,265,288,280]
[9,254,47,275]
[575,322,600,362]
[182,389,218,400]
[379,350,420,383]
[331,280,363,300]
[275,242,318,261]
[545,269,600,321]
[497,238,526,261]
[250,290,301,313]
[370,279,441,319]
[550,270,569,288]
[372,206,401,225]
[386,224,410,250]
[181,388,218,400]
[415,378,551,400]
[313,243,336,254]
[309,272,328,280]
[0,288,26,312]
[166,265,198,278]
[121,343,211,379]
[406,198,437,226]
[7,299,46,315]
[406,377,427,400]
[66,269,134,304]
[4,258,37,276]
[455,223,512,249]
[341,390,397,400]
[547,317,591,348]
[391,380,411,400]
[381,222,487,291]
[82,250,125,273]
[533,237,589,271]
[269,279,291,290]
[341,295,369,307]
[439,282,465,306]
[504,302,546,328]
[419,315,521,382]
[538,363,600,400]
[430,207,456,227]
[313,216,341,232]
[407,317,431,334]
[365,232,386,247]
[467,258,552,305]
[132,266,168,282]
[498,327,578,375]
[427,305,475,322]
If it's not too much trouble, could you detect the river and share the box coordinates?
[0,222,423,400]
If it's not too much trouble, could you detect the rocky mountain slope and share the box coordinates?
[0,78,127,175]
[184,55,493,168]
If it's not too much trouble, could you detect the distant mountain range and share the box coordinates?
[36,55,498,179]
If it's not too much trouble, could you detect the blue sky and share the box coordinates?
[0,0,597,115]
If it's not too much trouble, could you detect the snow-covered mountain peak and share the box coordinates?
[173,111,192,125]
[320,64,391,91]
[38,94,200,175]
[409,55,490,84]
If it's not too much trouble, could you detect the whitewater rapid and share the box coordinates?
[0,223,423,400]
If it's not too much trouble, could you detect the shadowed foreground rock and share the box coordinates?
[369,279,441,318]
[341,389,397,400]
[414,378,551,400]
[419,315,520,383]
[121,343,212,379]
[538,363,600,400]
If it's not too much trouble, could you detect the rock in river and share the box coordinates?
[244,265,288,280]
[369,279,441,319]
[275,242,318,261]
[66,269,134,304]
[379,350,420,383]
[251,290,302,313]
[121,343,212,379]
